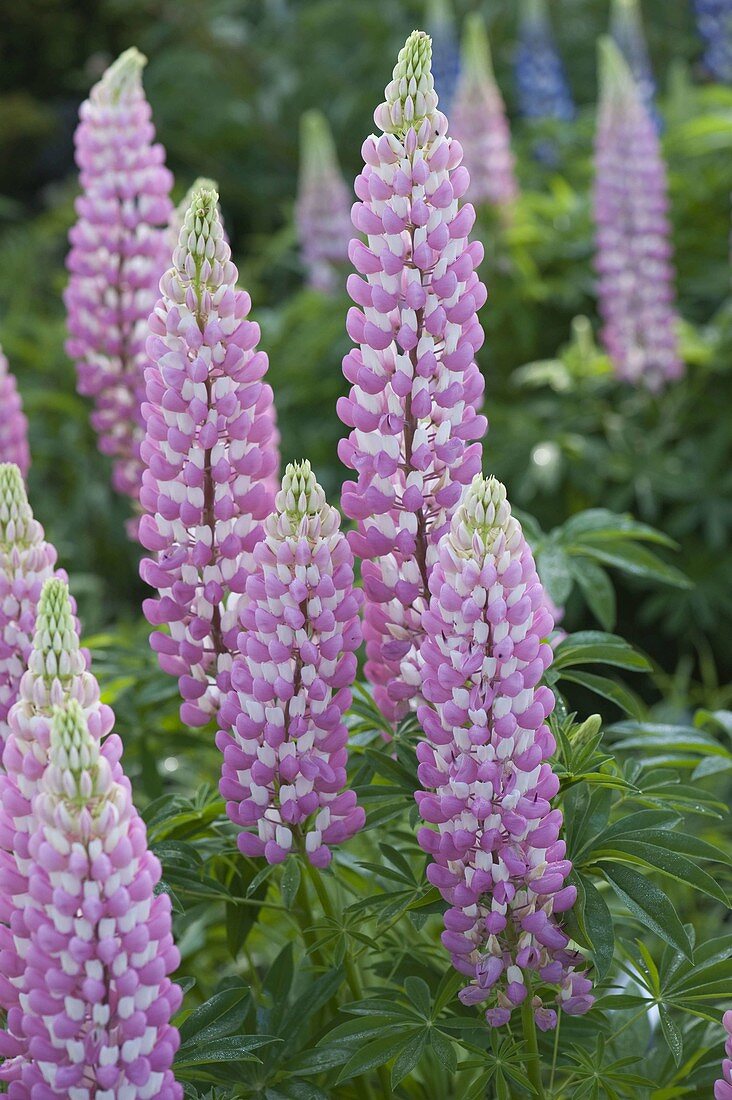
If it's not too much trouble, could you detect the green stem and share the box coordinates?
[548,1009,561,1095]
[302,859,393,1099]
[519,985,545,1099]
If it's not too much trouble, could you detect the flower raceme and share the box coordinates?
[65,48,173,507]
[0,348,30,477]
[139,186,278,727]
[610,0,658,128]
[452,15,519,210]
[338,29,487,725]
[693,0,732,83]
[593,39,682,390]
[514,0,574,123]
[0,466,60,751]
[296,111,352,294]
[218,461,364,867]
[0,700,182,1099]
[415,476,592,1029]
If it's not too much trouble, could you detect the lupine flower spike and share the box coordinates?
[0,700,182,1097]
[452,14,519,210]
[610,0,658,129]
[0,347,30,477]
[715,1011,732,1098]
[426,0,461,117]
[296,111,352,294]
[338,29,487,723]
[218,461,365,866]
[515,0,574,123]
[65,47,173,508]
[693,0,732,83]
[0,465,60,751]
[168,176,221,251]
[415,475,593,1029]
[0,578,113,1062]
[140,186,278,727]
[593,39,682,389]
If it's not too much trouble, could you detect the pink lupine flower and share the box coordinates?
[0,699,182,1097]
[0,578,115,1005]
[0,465,60,751]
[139,186,278,727]
[218,461,365,867]
[593,38,682,390]
[452,14,519,209]
[296,110,353,293]
[415,475,592,1028]
[338,30,487,724]
[65,48,173,505]
[0,347,30,477]
[716,1011,732,1098]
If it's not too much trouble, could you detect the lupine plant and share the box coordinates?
[0,348,29,477]
[693,0,732,83]
[610,0,658,127]
[452,14,519,211]
[0,465,60,748]
[593,38,683,389]
[338,29,487,723]
[296,111,352,293]
[514,0,574,123]
[65,48,173,510]
[426,0,461,117]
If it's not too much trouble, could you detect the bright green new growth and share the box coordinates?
[0,463,34,549]
[598,36,639,105]
[376,29,438,135]
[278,460,326,520]
[49,699,100,805]
[462,13,495,86]
[299,110,341,188]
[32,578,81,684]
[454,475,518,553]
[610,0,644,39]
[174,177,219,228]
[93,47,146,106]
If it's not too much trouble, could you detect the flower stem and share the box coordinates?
[519,985,545,1099]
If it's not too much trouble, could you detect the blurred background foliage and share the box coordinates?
[0,0,731,708]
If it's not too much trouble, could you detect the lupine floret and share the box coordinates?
[139,186,278,727]
[218,461,365,867]
[65,47,173,506]
[0,465,60,750]
[338,29,487,724]
[452,14,519,209]
[0,700,182,1097]
[415,475,593,1028]
[0,347,30,477]
[716,1011,732,1098]
[296,111,352,293]
[593,38,682,389]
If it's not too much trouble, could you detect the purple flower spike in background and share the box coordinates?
[296,111,352,293]
[514,0,574,123]
[0,348,30,478]
[452,14,519,210]
[716,1011,732,1098]
[693,0,732,83]
[593,38,682,390]
[610,0,659,129]
[426,0,461,117]
[65,48,173,509]
[338,29,487,725]
[0,700,182,1098]
[218,460,364,867]
[415,475,592,1029]
[139,186,278,727]
[0,466,60,751]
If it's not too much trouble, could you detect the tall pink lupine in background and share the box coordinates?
[218,461,365,866]
[0,699,182,1097]
[593,38,683,390]
[139,187,278,727]
[0,347,30,477]
[338,30,487,724]
[452,14,519,210]
[296,110,353,293]
[0,465,60,751]
[416,475,592,1030]
[65,48,173,508]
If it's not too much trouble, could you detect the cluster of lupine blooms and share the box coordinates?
[295,111,353,293]
[1,14,728,1087]
[593,38,683,390]
[514,0,575,122]
[0,470,181,1095]
[610,0,658,129]
[693,0,732,84]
